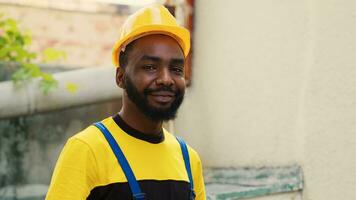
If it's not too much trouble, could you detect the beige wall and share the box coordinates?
[175,0,356,199]
[177,0,308,166]
[303,1,356,199]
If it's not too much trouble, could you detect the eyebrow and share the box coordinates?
[170,58,184,66]
[140,55,161,62]
[140,55,184,65]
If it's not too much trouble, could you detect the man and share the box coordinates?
[45,4,206,200]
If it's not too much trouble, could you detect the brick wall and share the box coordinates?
[0,4,129,68]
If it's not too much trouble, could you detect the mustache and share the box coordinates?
[144,86,178,95]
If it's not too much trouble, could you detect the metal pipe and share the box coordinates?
[0,67,122,119]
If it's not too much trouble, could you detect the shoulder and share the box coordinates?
[187,145,201,163]
[186,142,202,170]
[164,130,202,167]
[70,117,113,149]
[57,125,102,165]
[73,125,101,146]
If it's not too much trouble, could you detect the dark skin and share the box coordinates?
[116,34,186,136]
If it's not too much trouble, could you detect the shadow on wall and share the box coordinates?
[0,100,121,200]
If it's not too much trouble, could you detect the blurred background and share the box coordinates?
[1,0,356,200]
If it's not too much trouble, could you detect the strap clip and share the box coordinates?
[133,192,146,200]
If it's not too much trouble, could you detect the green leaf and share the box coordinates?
[12,67,32,82]
[0,36,6,47]
[27,52,36,59]
[39,72,54,81]
[9,46,28,62]
[22,32,32,45]
[0,14,67,95]
[14,35,25,46]
[0,46,10,58]
[42,48,66,63]
[39,78,58,94]
[5,19,18,32]
[65,82,78,94]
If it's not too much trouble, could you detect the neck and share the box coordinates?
[119,97,163,136]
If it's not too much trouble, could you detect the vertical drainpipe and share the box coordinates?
[185,0,194,87]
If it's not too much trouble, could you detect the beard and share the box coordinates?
[124,75,184,122]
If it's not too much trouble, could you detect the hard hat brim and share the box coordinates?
[112,24,190,68]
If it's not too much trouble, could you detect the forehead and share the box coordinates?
[129,34,184,61]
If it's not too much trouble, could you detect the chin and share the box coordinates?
[151,106,173,113]
[149,101,174,109]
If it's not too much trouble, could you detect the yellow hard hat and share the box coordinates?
[112,4,191,68]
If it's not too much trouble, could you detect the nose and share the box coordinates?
[156,67,174,86]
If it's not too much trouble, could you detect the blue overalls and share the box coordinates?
[94,122,196,200]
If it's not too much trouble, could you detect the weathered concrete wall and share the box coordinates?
[175,0,356,199]
[0,100,121,199]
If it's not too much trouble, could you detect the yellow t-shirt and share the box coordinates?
[45,115,205,200]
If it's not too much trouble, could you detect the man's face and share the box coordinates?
[120,34,186,121]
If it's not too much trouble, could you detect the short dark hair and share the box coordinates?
[118,41,136,69]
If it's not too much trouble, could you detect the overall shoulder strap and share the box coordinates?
[94,122,145,200]
[176,136,196,200]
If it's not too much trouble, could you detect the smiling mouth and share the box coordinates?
[149,91,175,103]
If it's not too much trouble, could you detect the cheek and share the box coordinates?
[133,74,155,90]
[175,77,186,91]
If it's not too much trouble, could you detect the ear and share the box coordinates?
[116,67,125,89]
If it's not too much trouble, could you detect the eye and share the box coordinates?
[142,64,156,71]
[170,66,184,75]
